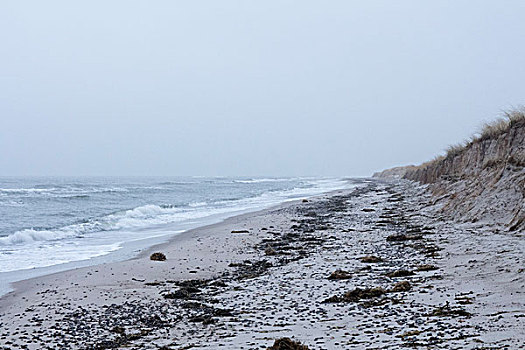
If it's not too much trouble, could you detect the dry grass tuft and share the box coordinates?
[504,107,525,125]
[478,118,511,141]
[445,142,468,158]
[444,107,525,159]
[411,155,445,171]
[478,107,525,141]
[406,107,525,174]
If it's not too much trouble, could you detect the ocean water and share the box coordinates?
[0,177,353,287]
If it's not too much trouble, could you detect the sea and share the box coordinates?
[0,176,355,295]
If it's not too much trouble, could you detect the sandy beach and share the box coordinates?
[0,179,523,349]
[3,1,525,349]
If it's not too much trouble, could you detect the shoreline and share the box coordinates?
[0,184,356,307]
[1,179,523,349]
[135,185,358,261]
[0,182,356,299]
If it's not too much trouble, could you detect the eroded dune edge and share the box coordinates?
[375,110,525,232]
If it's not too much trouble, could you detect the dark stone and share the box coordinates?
[386,234,423,242]
[386,269,415,278]
[149,252,166,261]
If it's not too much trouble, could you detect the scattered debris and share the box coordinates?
[163,286,200,300]
[386,269,415,278]
[360,255,383,263]
[386,234,423,242]
[267,337,309,350]
[265,246,278,256]
[323,287,386,303]
[396,329,422,338]
[416,264,438,271]
[390,281,411,292]
[327,269,352,280]
[430,303,471,317]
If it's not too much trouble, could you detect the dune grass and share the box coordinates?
[442,107,525,159]
[408,107,525,174]
[445,142,469,158]
[477,107,525,142]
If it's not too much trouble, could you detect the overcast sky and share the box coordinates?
[1,1,524,177]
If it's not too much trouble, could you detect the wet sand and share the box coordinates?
[0,179,523,349]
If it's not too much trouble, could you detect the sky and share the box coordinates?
[1,1,524,177]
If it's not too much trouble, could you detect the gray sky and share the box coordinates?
[1,1,524,177]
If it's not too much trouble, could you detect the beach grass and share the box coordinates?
[439,107,525,160]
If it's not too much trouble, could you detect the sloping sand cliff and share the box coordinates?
[375,110,525,231]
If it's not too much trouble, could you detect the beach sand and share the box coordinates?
[0,179,523,349]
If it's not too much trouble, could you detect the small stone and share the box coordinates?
[390,281,411,292]
[327,269,352,280]
[360,256,383,263]
[265,247,278,256]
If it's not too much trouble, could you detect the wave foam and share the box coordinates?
[0,204,193,246]
[189,201,207,207]
[0,227,81,245]
[234,178,290,184]
[0,178,352,247]
[0,188,55,194]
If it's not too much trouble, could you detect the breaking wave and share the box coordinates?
[0,204,189,246]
